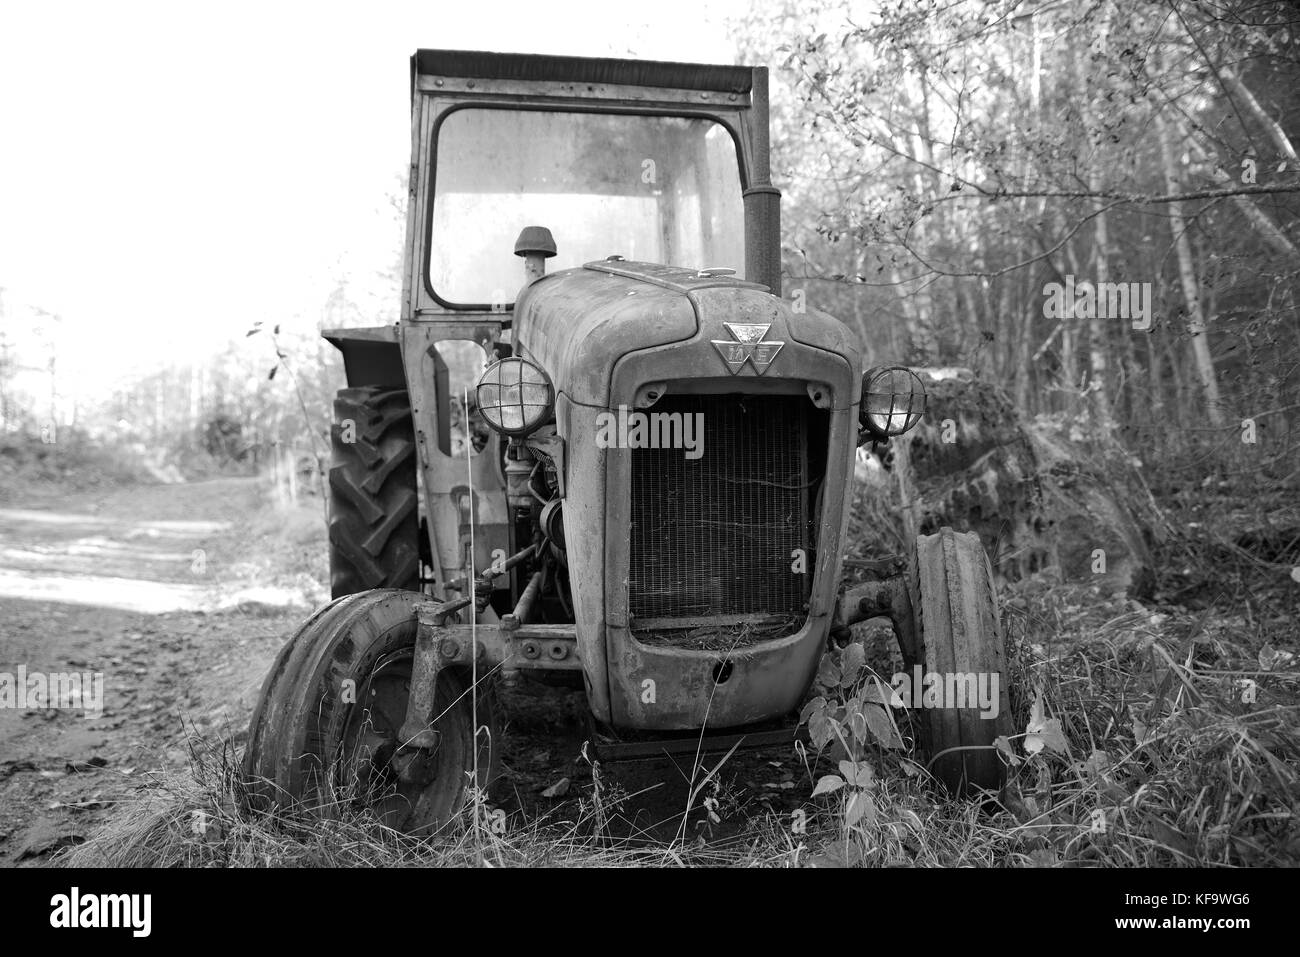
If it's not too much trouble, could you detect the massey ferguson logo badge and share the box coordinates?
[711,322,784,375]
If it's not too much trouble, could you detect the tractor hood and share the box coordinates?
[512,260,861,406]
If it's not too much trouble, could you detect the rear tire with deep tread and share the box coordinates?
[329,387,419,599]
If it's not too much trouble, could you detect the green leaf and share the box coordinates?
[863,704,903,750]
[816,654,841,690]
[1081,749,1111,777]
[1027,847,1059,867]
[1025,718,1066,755]
[863,676,902,708]
[840,642,866,687]
[844,791,876,828]
[809,710,833,750]
[1040,719,1068,755]
[799,696,826,726]
[846,706,868,743]
[1023,693,1067,755]
[839,760,875,788]
[812,774,845,797]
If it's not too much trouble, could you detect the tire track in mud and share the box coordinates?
[0,478,317,865]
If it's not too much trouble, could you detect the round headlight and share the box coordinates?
[861,366,926,438]
[475,357,554,436]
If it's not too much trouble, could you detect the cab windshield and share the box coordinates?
[428,108,745,305]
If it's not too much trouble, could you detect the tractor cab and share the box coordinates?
[404,49,783,315]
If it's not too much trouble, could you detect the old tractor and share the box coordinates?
[242,50,1012,832]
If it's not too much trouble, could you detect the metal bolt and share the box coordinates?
[548,643,568,661]
[438,638,460,659]
[523,642,541,659]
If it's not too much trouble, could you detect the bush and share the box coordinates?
[0,429,152,497]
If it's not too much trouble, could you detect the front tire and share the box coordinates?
[243,589,498,834]
[907,527,1012,794]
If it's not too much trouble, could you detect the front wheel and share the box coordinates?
[243,589,498,834]
[907,527,1012,794]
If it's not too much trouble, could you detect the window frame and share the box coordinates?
[421,102,751,311]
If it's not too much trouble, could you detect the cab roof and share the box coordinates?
[410,49,755,99]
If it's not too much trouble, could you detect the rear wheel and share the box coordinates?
[329,387,420,599]
[243,589,499,834]
[906,527,1012,794]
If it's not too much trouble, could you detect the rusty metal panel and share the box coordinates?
[412,49,755,97]
[590,724,806,763]
[412,611,581,674]
[323,326,406,389]
[414,75,753,111]
[513,266,699,408]
[597,287,860,730]
[604,621,825,730]
[583,260,766,293]
[400,320,509,598]
[553,393,613,723]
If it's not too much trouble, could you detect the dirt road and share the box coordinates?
[0,478,322,864]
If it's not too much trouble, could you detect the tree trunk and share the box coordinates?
[1156,112,1225,427]
[1222,67,1299,165]
[1182,133,1300,262]
[1077,10,1118,432]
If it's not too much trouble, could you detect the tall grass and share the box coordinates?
[61,484,1299,868]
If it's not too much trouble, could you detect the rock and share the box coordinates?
[540,777,571,798]
[15,820,85,860]
[56,727,109,761]
[65,756,109,773]
[0,759,38,778]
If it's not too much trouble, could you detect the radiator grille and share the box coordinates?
[628,395,812,622]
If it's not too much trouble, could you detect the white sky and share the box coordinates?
[0,0,749,397]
